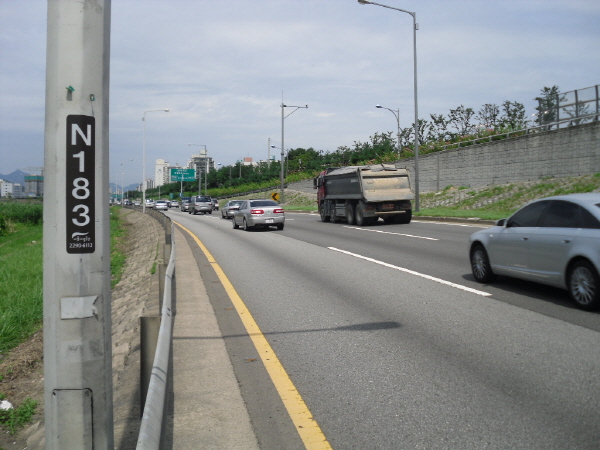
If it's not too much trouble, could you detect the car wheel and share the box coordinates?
[222,211,226,218]
[345,203,356,225]
[277,223,284,230]
[470,244,495,283]
[232,217,239,229]
[243,218,252,231]
[568,260,599,310]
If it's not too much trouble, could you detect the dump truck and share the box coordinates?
[314,164,414,226]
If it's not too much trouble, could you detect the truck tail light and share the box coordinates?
[274,209,284,214]
[250,209,264,215]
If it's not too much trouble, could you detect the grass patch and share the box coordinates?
[414,208,510,221]
[0,224,43,353]
[0,208,128,354]
[110,207,128,288]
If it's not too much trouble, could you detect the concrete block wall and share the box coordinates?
[398,121,600,193]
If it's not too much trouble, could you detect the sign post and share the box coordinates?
[43,1,113,448]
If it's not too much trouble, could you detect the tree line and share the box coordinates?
[145,85,569,198]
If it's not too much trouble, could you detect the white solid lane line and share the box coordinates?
[342,225,438,240]
[328,247,492,297]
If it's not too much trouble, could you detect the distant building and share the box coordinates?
[143,179,154,191]
[187,151,215,181]
[25,175,44,197]
[0,180,24,198]
[155,159,170,187]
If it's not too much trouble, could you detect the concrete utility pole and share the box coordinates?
[43,1,113,448]
[280,102,308,203]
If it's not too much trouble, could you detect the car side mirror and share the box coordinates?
[496,218,506,227]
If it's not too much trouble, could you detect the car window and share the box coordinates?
[538,200,600,229]
[250,200,278,207]
[507,200,549,227]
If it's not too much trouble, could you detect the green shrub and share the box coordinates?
[0,393,38,434]
[0,203,43,237]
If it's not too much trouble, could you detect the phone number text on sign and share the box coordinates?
[66,115,96,254]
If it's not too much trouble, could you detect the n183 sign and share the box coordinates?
[66,115,95,253]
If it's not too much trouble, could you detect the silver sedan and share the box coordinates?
[221,200,243,219]
[469,193,600,310]
[232,199,285,231]
[155,200,168,211]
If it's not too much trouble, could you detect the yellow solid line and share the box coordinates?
[176,222,332,449]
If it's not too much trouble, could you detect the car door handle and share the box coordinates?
[521,237,529,241]
[562,239,571,244]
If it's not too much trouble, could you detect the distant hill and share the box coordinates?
[0,169,29,185]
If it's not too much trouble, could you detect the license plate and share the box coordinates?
[382,203,395,211]
[265,218,274,223]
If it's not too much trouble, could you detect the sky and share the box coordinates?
[1,0,599,188]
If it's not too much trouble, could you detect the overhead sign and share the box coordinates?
[271,192,280,202]
[66,115,95,254]
[170,168,196,181]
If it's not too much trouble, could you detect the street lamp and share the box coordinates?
[280,102,308,203]
[188,143,208,195]
[120,158,133,207]
[358,0,420,211]
[375,105,401,155]
[143,108,169,213]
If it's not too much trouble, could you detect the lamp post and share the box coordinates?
[358,0,420,211]
[143,109,169,213]
[271,144,289,181]
[375,105,401,155]
[280,102,308,203]
[120,158,133,207]
[188,143,208,195]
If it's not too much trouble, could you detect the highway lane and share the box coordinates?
[168,210,600,449]
[285,213,600,332]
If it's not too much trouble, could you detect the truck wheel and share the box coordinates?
[330,202,340,223]
[355,204,366,226]
[319,203,330,222]
[393,210,412,224]
[345,203,356,225]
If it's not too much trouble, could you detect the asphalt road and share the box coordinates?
[169,209,600,449]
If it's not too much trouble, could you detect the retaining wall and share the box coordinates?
[398,121,600,193]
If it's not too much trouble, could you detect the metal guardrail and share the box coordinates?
[136,211,175,450]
